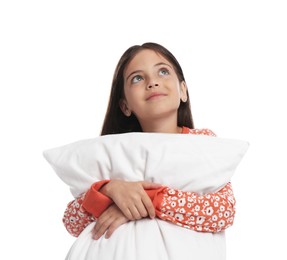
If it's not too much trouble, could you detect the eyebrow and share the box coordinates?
[126,62,173,82]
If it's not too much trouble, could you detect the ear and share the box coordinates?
[180,81,188,102]
[119,99,132,117]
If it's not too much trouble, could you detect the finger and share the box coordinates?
[117,206,134,221]
[93,207,115,239]
[93,217,114,240]
[105,217,127,239]
[114,201,134,220]
[141,181,162,190]
[141,194,156,219]
[135,201,148,218]
[93,211,111,234]
[128,205,142,220]
[123,208,134,221]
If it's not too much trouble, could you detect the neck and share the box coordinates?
[140,117,182,134]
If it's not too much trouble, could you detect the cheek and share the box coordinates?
[124,90,141,109]
[172,87,184,106]
[172,84,182,99]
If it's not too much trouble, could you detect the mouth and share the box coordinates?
[146,93,167,101]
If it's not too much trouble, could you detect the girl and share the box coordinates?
[63,42,235,241]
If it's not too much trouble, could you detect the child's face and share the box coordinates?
[120,49,187,128]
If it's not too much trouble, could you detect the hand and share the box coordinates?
[100,180,161,220]
[92,204,129,240]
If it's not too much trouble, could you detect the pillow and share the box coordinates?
[43,132,249,198]
[43,132,249,260]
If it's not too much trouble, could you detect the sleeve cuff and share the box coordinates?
[82,180,113,218]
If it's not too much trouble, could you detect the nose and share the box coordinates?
[147,82,159,89]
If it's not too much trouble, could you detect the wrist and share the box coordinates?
[82,180,113,218]
[100,179,123,198]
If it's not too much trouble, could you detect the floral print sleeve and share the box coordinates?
[62,128,235,236]
[155,182,235,232]
[63,193,96,237]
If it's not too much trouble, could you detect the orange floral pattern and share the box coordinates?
[157,182,235,232]
[63,193,96,237]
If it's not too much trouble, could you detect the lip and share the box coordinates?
[146,92,167,101]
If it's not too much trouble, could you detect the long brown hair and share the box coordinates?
[100,42,194,135]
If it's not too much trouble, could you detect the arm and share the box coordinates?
[62,180,119,237]
[62,193,96,237]
[155,182,236,232]
[62,180,162,237]
[63,182,235,237]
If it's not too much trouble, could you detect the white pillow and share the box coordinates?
[43,132,249,198]
[43,132,249,260]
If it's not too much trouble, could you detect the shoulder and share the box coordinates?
[182,126,217,137]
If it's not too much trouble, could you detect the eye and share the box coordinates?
[131,75,143,84]
[159,68,170,76]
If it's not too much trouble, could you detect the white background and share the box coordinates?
[1,0,286,259]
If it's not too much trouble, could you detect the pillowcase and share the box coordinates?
[43,132,249,198]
